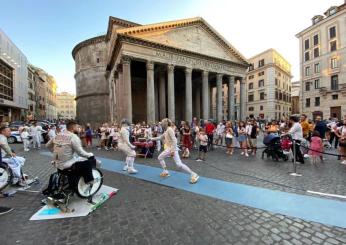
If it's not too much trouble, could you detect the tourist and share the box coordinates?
[237,121,248,157]
[300,114,310,140]
[288,116,304,164]
[47,126,57,140]
[225,121,234,155]
[249,119,259,155]
[151,118,199,184]
[117,119,138,174]
[30,121,45,150]
[215,122,225,146]
[335,117,346,165]
[196,129,208,161]
[314,116,327,139]
[327,117,340,149]
[85,123,93,148]
[308,130,323,165]
[205,120,215,151]
[98,123,108,150]
[181,123,192,158]
[191,117,198,148]
[267,120,279,135]
[20,127,30,152]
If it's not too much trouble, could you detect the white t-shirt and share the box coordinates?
[288,122,303,140]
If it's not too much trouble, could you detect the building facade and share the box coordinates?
[296,2,346,120]
[72,17,248,126]
[0,28,28,122]
[27,65,36,120]
[291,81,301,115]
[56,92,76,119]
[245,49,292,121]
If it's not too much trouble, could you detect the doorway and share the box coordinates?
[330,106,341,120]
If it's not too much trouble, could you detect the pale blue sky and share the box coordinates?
[0,0,343,93]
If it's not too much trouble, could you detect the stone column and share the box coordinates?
[146,61,155,125]
[216,73,223,122]
[239,77,246,121]
[185,67,193,123]
[195,85,201,119]
[202,71,209,119]
[167,64,175,122]
[159,70,166,119]
[122,56,132,123]
[210,85,213,118]
[228,76,235,121]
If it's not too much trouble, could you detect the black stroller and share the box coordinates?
[262,134,289,161]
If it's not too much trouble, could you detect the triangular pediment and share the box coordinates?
[117,17,247,65]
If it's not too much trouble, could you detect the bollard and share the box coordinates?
[289,139,302,177]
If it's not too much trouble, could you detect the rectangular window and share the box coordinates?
[260,92,265,100]
[275,78,278,85]
[332,94,338,100]
[304,51,310,62]
[305,66,310,76]
[0,59,14,101]
[315,97,320,106]
[330,40,337,52]
[258,80,264,87]
[313,34,319,46]
[331,75,338,90]
[314,63,320,73]
[258,59,265,67]
[314,79,320,89]
[313,47,319,58]
[249,63,254,71]
[306,98,310,107]
[304,39,310,50]
[258,71,264,76]
[248,94,254,102]
[331,57,338,69]
[248,75,254,79]
[329,26,336,39]
[305,82,310,91]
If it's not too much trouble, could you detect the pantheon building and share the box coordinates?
[72,17,248,126]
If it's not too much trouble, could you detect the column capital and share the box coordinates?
[167,64,175,72]
[122,56,131,65]
[146,61,154,70]
[216,73,223,80]
[185,67,192,74]
[202,70,209,77]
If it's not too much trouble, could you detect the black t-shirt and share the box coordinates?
[250,125,258,139]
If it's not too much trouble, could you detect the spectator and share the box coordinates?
[288,116,304,164]
[335,117,346,165]
[205,120,215,151]
[196,129,208,161]
[249,119,259,155]
[215,122,225,146]
[314,116,327,139]
[308,130,323,165]
[225,121,234,155]
[85,124,93,148]
[300,114,310,140]
[237,121,248,157]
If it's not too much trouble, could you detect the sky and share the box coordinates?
[0,0,343,94]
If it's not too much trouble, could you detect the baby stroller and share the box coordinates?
[262,134,292,161]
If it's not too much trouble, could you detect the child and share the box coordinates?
[196,129,208,161]
[308,130,323,165]
[20,127,30,152]
[225,124,234,155]
[237,121,249,157]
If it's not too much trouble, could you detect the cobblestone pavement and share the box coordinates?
[0,142,346,245]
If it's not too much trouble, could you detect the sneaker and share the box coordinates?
[341,160,346,165]
[190,174,199,184]
[245,153,249,157]
[196,159,203,162]
[160,170,170,178]
[122,165,128,171]
[127,168,138,174]
[241,152,244,155]
[0,206,13,215]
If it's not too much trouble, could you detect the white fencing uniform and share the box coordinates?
[118,126,137,172]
